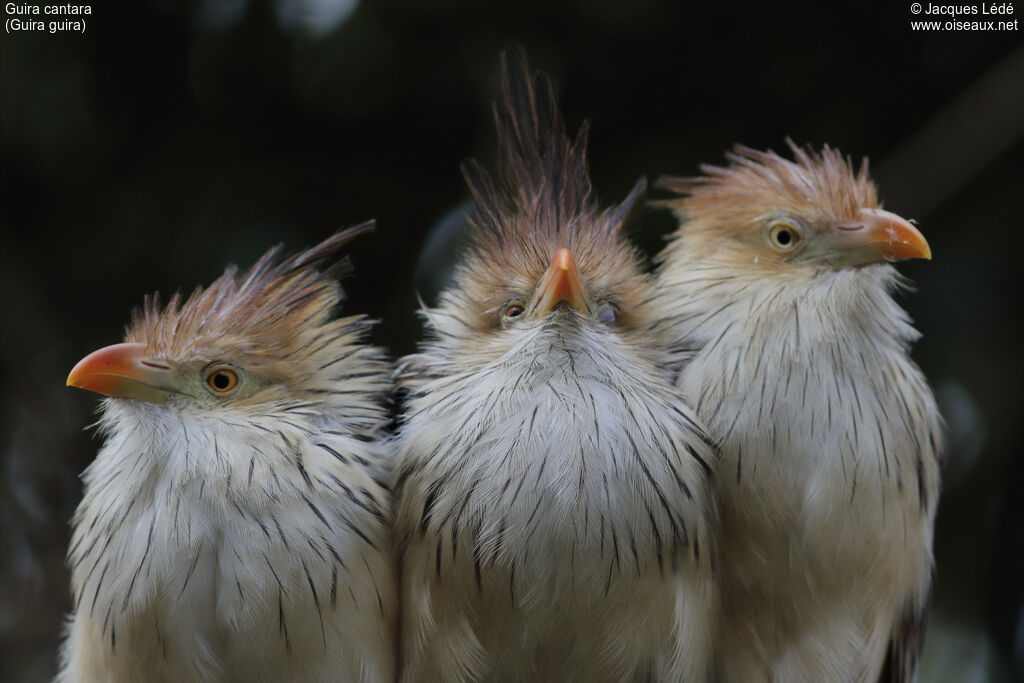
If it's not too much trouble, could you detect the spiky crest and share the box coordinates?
[657,139,879,231]
[127,222,375,367]
[440,48,647,337]
[460,48,645,269]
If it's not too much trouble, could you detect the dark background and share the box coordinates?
[2,1,1021,680]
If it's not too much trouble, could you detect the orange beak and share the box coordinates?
[829,208,931,265]
[530,248,590,317]
[67,342,177,403]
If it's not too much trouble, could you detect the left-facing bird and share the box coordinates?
[60,225,397,683]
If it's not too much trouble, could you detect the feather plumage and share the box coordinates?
[652,141,942,682]
[60,225,397,682]
[392,50,717,682]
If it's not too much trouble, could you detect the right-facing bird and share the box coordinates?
[652,142,942,682]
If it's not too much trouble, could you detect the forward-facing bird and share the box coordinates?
[392,51,717,682]
[61,226,397,682]
[652,142,942,682]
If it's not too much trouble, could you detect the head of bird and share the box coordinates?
[67,224,389,436]
[656,141,931,275]
[411,50,658,375]
[431,189,652,370]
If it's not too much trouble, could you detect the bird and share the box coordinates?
[391,50,718,682]
[60,225,397,682]
[651,141,942,682]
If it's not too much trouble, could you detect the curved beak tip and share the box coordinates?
[910,231,932,261]
[532,248,590,317]
[66,343,172,402]
[66,357,99,390]
[854,208,932,263]
[553,248,574,271]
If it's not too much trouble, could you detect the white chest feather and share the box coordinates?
[397,327,713,590]
[656,260,942,680]
[393,325,717,681]
[664,266,940,564]
[61,401,396,682]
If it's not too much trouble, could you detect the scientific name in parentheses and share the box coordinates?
[6,3,91,34]
[921,2,1014,14]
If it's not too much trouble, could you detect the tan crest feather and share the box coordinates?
[461,48,646,264]
[656,139,879,227]
[126,222,375,365]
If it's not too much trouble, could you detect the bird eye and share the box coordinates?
[205,367,238,393]
[596,301,617,326]
[768,221,801,252]
[503,302,526,320]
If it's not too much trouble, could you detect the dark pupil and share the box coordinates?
[507,306,522,317]
[212,373,231,389]
[776,229,791,245]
